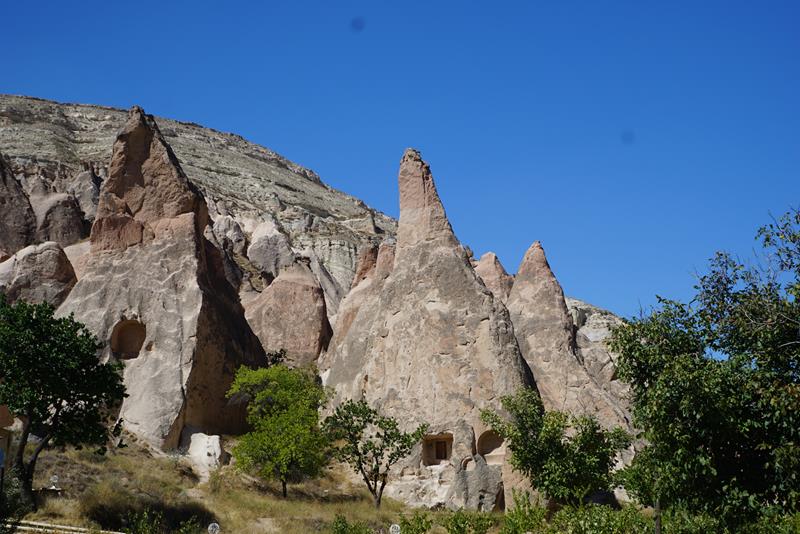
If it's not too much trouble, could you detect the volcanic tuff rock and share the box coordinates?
[0,241,76,306]
[321,149,531,510]
[244,261,332,367]
[474,252,514,302]
[0,94,395,306]
[57,106,266,449]
[507,242,631,430]
[0,150,36,253]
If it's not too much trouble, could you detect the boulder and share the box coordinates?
[244,261,332,367]
[0,151,36,255]
[474,252,513,302]
[321,149,531,509]
[30,192,87,247]
[58,106,266,450]
[0,242,76,306]
[246,218,295,281]
[507,242,631,430]
[184,431,229,481]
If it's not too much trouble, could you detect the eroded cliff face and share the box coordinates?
[321,149,532,510]
[0,95,394,311]
[57,106,266,449]
[0,94,633,511]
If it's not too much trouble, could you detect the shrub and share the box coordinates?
[547,505,651,534]
[442,509,496,534]
[79,480,213,532]
[399,510,433,534]
[500,491,546,534]
[330,513,373,534]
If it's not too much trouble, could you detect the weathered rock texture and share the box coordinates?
[0,242,76,306]
[58,106,266,449]
[507,242,631,430]
[0,151,36,254]
[474,252,513,302]
[0,95,394,309]
[244,261,332,367]
[321,149,531,510]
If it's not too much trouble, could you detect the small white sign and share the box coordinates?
[389,524,401,534]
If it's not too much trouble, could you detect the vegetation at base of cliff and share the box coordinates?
[609,208,800,528]
[0,297,127,508]
[323,399,428,509]
[227,358,329,498]
[481,389,630,506]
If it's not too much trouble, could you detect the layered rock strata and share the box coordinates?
[58,106,266,449]
[321,149,532,510]
[0,95,394,308]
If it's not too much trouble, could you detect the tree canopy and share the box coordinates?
[0,297,126,506]
[323,399,427,508]
[481,388,630,505]
[609,208,800,526]
[227,362,329,497]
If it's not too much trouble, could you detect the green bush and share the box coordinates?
[500,491,546,534]
[399,510,433,534]
[330,514,373,534]
[547,505,651,534]
[443,509,496,534]
[124,509,202,534]
[79,480,213,532]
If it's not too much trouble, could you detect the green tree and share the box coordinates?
[0,298,126,508]
[323,399,427,508]
[481,388,630,506]
[608,208,800,526]
[227,362,329,497]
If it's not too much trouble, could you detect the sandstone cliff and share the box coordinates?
[57,106,266,449]
[321,149,532,510]
[0,95,395,313]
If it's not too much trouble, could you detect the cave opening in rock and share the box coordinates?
[477,430,505,465]
[422,433,453,466]
[110,319,146,360]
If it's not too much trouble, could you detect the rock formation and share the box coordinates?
[0,151,36,254]
[321,149,532,510]
[244,261,332,367]
[57,106,266,449]
[474,252,514,302]
[0,95,393,300]
[0,242,76,306]
[507,242,630,430]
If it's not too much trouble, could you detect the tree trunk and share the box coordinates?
[281,479,287,498]
[12,419,35,510]
[654,497,662,534]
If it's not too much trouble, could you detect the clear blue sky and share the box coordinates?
[2,1,798,317]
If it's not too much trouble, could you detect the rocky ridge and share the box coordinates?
[0,95,632,510]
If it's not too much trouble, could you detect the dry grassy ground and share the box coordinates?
[24,435,463,533]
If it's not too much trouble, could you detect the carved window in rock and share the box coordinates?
[477,430,505,465]
[110,319,146,360]
[422,433,453,466]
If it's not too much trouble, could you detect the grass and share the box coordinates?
[24,435,447,533]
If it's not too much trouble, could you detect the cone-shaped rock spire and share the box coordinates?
[91,106,207,251]
[507,241,630,430]
[59,106,265,449]
[397,148,456,248]
[474,252,514,303]
[321,150,531,509]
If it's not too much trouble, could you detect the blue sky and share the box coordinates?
[2,1,798,317]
